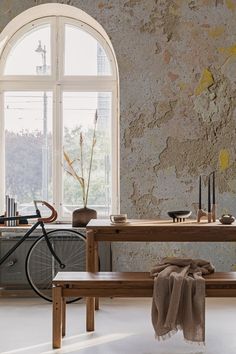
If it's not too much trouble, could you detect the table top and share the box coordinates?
[87,219,236,228]
[86,219,236,242]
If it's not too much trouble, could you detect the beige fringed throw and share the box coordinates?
[151,258,215,343]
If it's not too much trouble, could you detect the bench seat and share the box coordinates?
[52,271,236,348]
[53,271,236,297]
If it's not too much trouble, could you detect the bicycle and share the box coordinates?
[0,200,86,303]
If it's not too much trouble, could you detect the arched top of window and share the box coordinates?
[4,23,51,76]
[64,23,111,76]
[0,4,118,79]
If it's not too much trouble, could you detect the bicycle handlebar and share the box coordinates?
[34,200,58,223]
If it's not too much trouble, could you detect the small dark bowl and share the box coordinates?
[168,210,192,221]
[219,214,235,225]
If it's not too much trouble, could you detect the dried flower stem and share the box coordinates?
[80,132,86,207]
[63,110,98,209]
[63,150,84,188]
[85,110,98,206]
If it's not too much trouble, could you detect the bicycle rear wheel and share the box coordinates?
[25,229,86,302]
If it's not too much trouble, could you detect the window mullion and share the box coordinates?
[52,17,64,220]
[111,85,119,214]
[0,90,5,213]
[57,17,64,82]
[51,17,57,81]
[53,83,63,220]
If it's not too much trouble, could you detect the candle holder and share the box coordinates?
[197,209,215,223]
[197,208,208,222]
[208,211,212,223]
[211,204,216,222]
[197,172,216,223]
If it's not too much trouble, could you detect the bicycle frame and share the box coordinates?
[0,201,64,268]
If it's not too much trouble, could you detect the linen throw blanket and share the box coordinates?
[151,258,215,343]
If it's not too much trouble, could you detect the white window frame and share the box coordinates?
[0,4,120,220]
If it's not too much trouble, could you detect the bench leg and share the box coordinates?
[52,286,62,349]
[86,297,95,331]
[95,297,99,310]
[62,297,66,337]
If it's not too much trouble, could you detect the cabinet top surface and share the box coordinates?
[0,223,85,234]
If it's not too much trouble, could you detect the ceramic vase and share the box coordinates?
[72,207,97,227]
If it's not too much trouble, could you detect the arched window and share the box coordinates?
[0,4,119,220]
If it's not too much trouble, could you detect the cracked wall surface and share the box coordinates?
[1,0,236,271]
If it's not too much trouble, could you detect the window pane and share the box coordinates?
[4,92,52,214]
[64,24,111,76]
[4,25,51,75]
[63,92,112,217]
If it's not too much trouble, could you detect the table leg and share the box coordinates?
[86,229,95,271]
[95,240,99,310]
[52,286,62,349]
[62,297,66,337]
[86,229,95,331]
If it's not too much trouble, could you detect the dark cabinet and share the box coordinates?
[0,227,111,295]
[0,236,36,289]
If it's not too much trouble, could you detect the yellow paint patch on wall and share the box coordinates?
[194,68,214,96]
[178,82,187,90]
[226,0,236,11]
[208,26,225,38]
[219,44,236,57]
[219,149,230,171]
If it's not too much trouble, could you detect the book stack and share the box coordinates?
[5,195,18,226]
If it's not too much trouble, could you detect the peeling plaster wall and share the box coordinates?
[1,0,236,271]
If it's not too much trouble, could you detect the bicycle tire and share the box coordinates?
[25,229,86,303]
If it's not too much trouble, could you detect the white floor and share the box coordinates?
[0,297,236,354]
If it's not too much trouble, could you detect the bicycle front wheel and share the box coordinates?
[25,229,86,302]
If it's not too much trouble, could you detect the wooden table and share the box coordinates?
[85,219,236,327]
[51,220,236,346]
[86,219,236,271]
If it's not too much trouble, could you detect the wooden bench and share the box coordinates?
[52,271,236,348]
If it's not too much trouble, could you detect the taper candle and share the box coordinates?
[208,175,211,212]
[199,176,202,209]
[212,171,215,204]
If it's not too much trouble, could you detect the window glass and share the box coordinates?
[64,24,111,76]
[4,25,51,75]
[4,91,53,214]
[63,92,112,217]
[0,13,117,220]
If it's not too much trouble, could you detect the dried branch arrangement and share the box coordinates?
[63,110,98,208]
